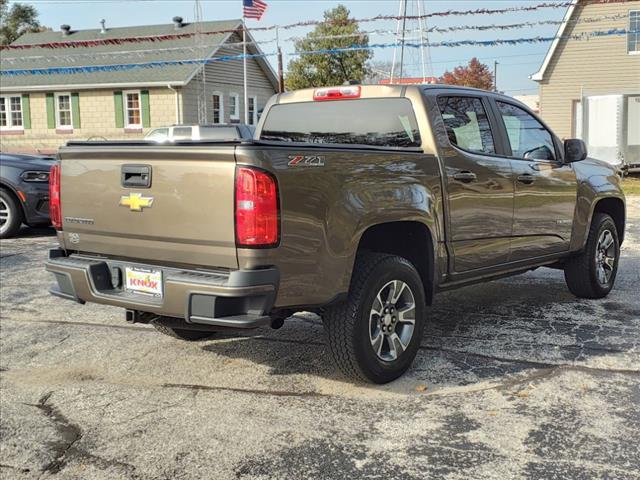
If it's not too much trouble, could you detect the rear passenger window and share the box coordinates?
[199,126,239,140]
[437,97,495,154]
[496,101,556,161]
[260,98,421,148]
[172,127,192,140]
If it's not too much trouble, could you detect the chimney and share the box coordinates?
[172,16,184,30]
[60,24,71,36]
[100,19,107,34]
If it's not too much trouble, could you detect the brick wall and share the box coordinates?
[0,87,178,154]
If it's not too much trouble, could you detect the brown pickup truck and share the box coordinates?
[46,85,625,383]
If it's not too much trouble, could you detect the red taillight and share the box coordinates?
[313,85,361,101]
[235,166,279,247]
[49,163,62,230]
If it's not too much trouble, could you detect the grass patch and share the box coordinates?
[621,174,640,196]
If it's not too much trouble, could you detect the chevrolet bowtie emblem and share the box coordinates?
[119,193,154,212]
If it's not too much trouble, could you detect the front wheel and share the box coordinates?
[564,213,620,299]
[323,253,426,384]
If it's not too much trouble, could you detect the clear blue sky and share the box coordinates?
[16,0,573,94]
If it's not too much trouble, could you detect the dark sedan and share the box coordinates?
[0,153,55,238]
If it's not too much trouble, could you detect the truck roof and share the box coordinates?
[417,84,522,104]
[275,83,525,108]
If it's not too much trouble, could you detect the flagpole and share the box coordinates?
[243,20,249,124]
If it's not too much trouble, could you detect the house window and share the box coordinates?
[55,93,73,129]
[212,93,224,124]
[124,90,142,128]
[248,96,258,125]
[629,11,640,54]
[229,93,240,122]
[0,95,23,130]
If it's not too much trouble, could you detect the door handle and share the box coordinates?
[121,164,152,188]
[453,171,477,183]
[517,173,535,185]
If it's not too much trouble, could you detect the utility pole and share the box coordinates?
[194,0,207,124]
[276,27,284,93]
[494,60,499,92]
[277,47,284,93]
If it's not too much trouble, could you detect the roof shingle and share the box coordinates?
[1,19,242,89]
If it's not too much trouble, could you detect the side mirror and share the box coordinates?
[564,139,587,163]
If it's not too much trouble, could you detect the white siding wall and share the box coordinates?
[538,1,640,139]
[181,33,277,125]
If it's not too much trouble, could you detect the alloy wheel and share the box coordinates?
[595,229,616,285]
[369,280,416,362]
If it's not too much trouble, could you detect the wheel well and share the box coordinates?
[356,221,434,304]
[594,198,625,245]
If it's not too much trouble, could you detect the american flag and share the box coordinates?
[243,0,268,20]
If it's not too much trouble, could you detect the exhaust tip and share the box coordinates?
[270,317,285,330]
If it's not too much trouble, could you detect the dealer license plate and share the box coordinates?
[125,267,163,298]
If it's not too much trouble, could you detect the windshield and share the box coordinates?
[145,128,169,141]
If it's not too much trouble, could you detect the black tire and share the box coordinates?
[0,189,23,239]
[323,253,427,384]
[151,319,215,341]
[564,213,620,299]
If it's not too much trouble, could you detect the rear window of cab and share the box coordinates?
[260,98,421,148]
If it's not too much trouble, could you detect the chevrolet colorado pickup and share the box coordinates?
[46,85,626,383]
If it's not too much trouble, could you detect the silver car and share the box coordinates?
[145,124,255,143]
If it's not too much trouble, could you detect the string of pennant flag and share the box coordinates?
[4,0,631,51]
[1,28,634,77]
[284,12,631,43]
[0,12,631,66]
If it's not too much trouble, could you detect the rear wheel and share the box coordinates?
[151,318,215,341]
[323,253,426,384]
[0,189,23,239]
[564,213,620,299]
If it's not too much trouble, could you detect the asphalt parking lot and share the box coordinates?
[1,198,639,480]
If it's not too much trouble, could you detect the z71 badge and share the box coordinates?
[288,155,325,167]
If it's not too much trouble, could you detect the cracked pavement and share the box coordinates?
[1,198,639,480]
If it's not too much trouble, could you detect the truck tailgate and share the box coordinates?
[58,144,238,269]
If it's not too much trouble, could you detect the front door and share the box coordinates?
[493,100,577,260]
[436,95,514,273]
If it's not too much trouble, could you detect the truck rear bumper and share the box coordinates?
[45,249,279,329]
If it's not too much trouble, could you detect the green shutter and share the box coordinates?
[21,94,31,129]
[141,90,150,128]
[45,93,55,129]
[71,92,81,129]
[113,91,124,128]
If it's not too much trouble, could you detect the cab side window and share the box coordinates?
[496,101,556,161]
[437,96,496,154]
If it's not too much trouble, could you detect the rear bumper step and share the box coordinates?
[46,249,278,329]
